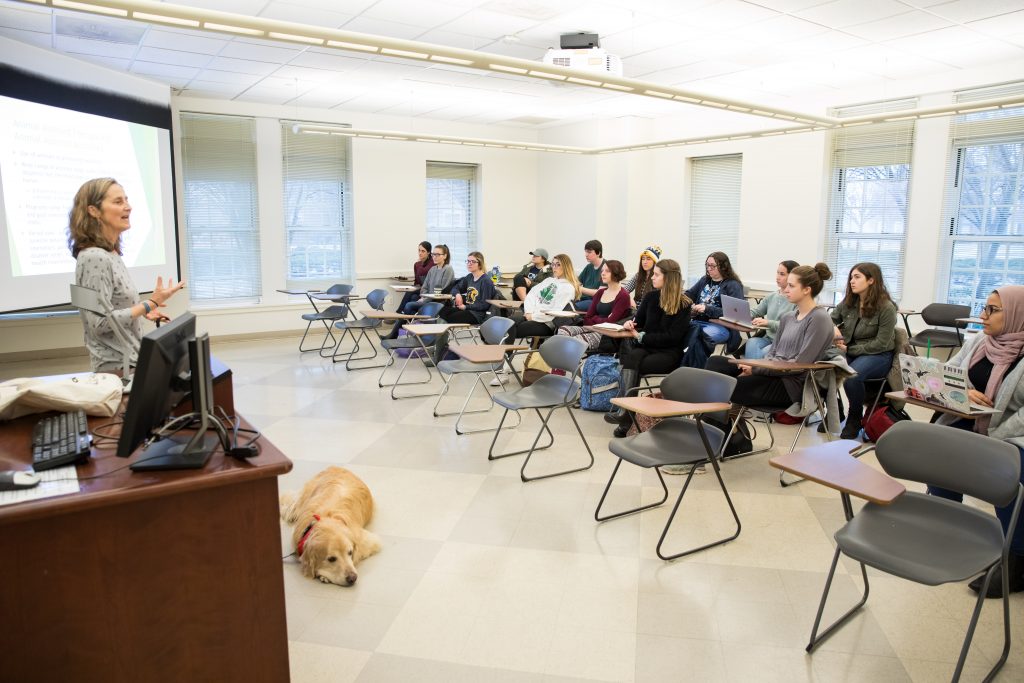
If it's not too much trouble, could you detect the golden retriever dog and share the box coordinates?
[280,467,381,586]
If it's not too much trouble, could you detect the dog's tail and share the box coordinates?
[279,492,298,523]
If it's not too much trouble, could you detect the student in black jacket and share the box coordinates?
[439,251,497,324]
[681,250,744,367]
[604,258,692,437]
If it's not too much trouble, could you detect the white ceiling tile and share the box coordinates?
[181,79,246,94]
[479,40,547,59]
[288,82,373,106]
[545,5,656,36]
[724,15,831,43]
[682,0,780,29]
[966,10,1024,38]
[796,0,909,29]
[439,9,540,40]
[302,0,379,12]
[827,44,951,79]
[845,10,953,41]
[191,69,264,86]
[134,46,212,69]
[291,49,368,71]
[142,29,227,55]
[236,90,298,105]
[220,40,302,62]
[341,16,429,40]
[480,0,587,21]
[269,64,340,84]
[744,0,835,11]
[927,0,1024,24]
[0,5,51,32]
[600,20,705,57]
[355,59,432,80]
[780,29,868,56]
[645,60,747,85]
[54,35,138,59]
[258,2,354,29]
[891,0,952,7]
[181,84,246,98]
[70,53,133,71]
[338,91,411,111]
[173,0,269,14]
[611,0,721,19]
[0,27,51,48]
[363,0,469,27]
[203,56,279,76]
[934,41,1024,69]
[417,28,490,50]
[624,45,703,75]
[885,24,987,60]
[131,61,200,80]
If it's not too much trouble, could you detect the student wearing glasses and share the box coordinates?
[385,244,454,338]
[686,251,744,345]
[394,241,436,313]
[830,262,897,439]
[512,253,582,341]
[927,286,1024,598]
[439,251,498,324]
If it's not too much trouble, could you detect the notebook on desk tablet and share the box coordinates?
[899,354,999,414]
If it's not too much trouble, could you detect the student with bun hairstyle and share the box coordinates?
[744,259,800,359]
[830,262,898,439]
[706,263,834,409]
[558,259,631,351]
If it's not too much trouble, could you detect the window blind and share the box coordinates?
[426,162,477,274]
[180,113,260,302]
[824,120,915,303]
[688,154,742,285]
[282,124,352,289]
[940,82,1024,314]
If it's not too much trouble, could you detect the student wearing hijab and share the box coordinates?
[928,285,1024,598]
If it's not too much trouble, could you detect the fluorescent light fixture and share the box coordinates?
[415,137,439,143]
[331,131,356,136]
[752,110,775,117]
[359,134,383,138]
[384,135,407,140]
[566,76,602,86]
[268,31,323,45]
[644,90,674,98]
[956,105,999,114]
[304,130,329,135]
[53,0,127,16]
[706,102,729,109]
[528,70,567,80]
[430,55,473,65]
[760,131,785,136]
[841,120,873,127]
[674,95,702,103]
[882,115,916,122]
[490,64,528,74]
[204,22,263,36]
[381,48,429,59]
[132,11,200,27]
[326,40,378,52]
[462,142,484,146]
[440,140,462,145]
[602,83,633,91]
[727,106,751,113]
[918,111,951,118]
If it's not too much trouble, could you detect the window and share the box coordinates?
[180,114,260,302]
[941,83,1024,315]
[824,120,914,303]
[688,154,742,284]
[426,162,477,271]
[282,123,352,288]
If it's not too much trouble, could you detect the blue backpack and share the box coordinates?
[580,355,620,411]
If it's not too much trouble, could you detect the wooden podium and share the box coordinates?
[0,370,292,683]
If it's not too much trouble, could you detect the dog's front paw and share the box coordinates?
[317,575,331,584]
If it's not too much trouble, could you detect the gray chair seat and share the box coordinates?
[837,492,1004,585]
[381,336,424,351]
[908,329,962,348]
[492,375,580,410]
[609,419,725,468]
[302,305,348,322]
[335,318,381,330]
[438,358,503,375]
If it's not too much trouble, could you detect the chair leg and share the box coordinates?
[451,375,522,435]
[781,372,833,487]
[720,409,777,461]
[487,408,555,461]
[958,562,1009,683]
[519,405,595,482]
[806,543,871,652]
[298,319,335,353]
[594,460,670,522]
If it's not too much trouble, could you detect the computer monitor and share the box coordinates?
[116,313,224,471]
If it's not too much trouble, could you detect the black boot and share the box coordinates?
[840,412,863,440]
[603,368,638,423]
[969,553,1024,598]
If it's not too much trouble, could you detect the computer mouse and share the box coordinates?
[0,470,42,491]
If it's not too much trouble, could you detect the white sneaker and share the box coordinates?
[490,373,509,386]
[660,464,705,476]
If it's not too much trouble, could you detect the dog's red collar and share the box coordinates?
[296,514,321,557]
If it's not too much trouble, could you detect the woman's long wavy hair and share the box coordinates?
[553,253,582,300]
[840,262,892,318]
[655,259,691,316]
[68,177,121,257]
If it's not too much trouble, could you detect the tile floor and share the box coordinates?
[5,336,1023,682]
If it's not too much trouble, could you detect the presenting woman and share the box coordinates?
[558,259,632,351]
[394,241,435,312]
[744,260,799,360]
[69,177,184,373]
[928,286,1024,598]
[830,262,897,439]
[604,259,692,438]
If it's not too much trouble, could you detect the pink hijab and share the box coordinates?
[970,285,1024,434]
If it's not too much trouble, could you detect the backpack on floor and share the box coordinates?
[703,415,756,457]
[863,404,911,443]
[580,355,620,411]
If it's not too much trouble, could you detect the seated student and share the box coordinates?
[685,250,744,351]
[395,241,434,312]
[512,253,582,342]
[439,251,497,325]
[622,246,660,305]
[575,240,606,311]
[927,286,1024,598]
[830,262,897,439]
[386,244,454,339]
[744,260,800,359]
[603,259,692,438]
[512,248,552,301]
[705,263,834,413]
[558,259,631,351]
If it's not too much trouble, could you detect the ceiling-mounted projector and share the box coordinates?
[542,32,622,77]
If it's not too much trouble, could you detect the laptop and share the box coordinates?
[719,294,756,329]
[898,354,999,415]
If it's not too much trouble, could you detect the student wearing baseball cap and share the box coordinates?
[512,248,552,301]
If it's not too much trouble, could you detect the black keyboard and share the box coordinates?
[32,410,92,471]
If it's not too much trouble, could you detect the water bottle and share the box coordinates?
[490,265,499,284]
